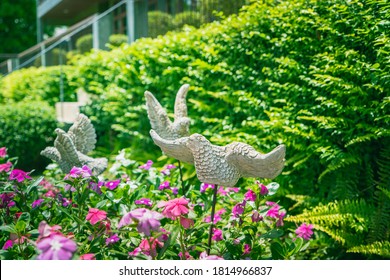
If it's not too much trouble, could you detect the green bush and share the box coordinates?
[0,101,59,172]
[173,11,205,30]
[76,34,93,54]
[148,11,175,38]
[108,34,128,49]
[0,66,78,106]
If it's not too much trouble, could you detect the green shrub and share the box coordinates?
[0,66,78,106]
[148,11,175,38]
[108,34,128,49]
[0,101,59,172]
[173,11,205,30]
[76,34,93,54]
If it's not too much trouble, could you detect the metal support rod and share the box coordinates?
[207,184,218,255]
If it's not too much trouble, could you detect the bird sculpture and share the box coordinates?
[145,84,191,140]
[41,114,107,175]
[150,130,285,187]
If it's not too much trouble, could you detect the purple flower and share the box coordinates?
[200,183,215,193]
[89,181,104,194]
[232,201,246,217]
[37,234,77,260]
[244,189,257,201]
[139,160,153,170]
[161,164,176,176]
[243,244,251,255]
[64,184,76,192]
[0,193,15,209]
[171,187,179,195]
[158,181,170,190]
[204,209,226,224]
[199,252,224,260]
[135,198,153,207]
[105,234,120,246]
[251,210,263,222]
[65,166,92,179]
[118,208,163,236]
[32,199,44,208]
[258,182,269,196]
[2,240,13,250]
[212,229,223,241]
[9,169,31,182]
[62,198,72,207]
[105,179,121,190]
[296,223,314,240]
[0,162,12,173]
[0,147,7,158]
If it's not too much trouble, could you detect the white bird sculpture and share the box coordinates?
[41,114,107,175]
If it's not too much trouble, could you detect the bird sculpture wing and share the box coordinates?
[40,147,61,162]
[54,128,82,173]
[149,129,194,164]
[225,142,286,179]
[67,114,97,154]
[145,84,190,140]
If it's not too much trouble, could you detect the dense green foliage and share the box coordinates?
[0,101,58,171]
[0,66,78,106]
[0,0,389,259]
[76,34,93,54]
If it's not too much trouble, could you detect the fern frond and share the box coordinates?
[347,241,390,258]
[378,187,390,200]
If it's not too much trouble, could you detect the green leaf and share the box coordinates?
[0,225,17,234]
[26,176,44,195]
[15,220,27,233]
[260,229,284,239]
[271,241,286,260]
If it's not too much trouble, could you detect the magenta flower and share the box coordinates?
[232,201,246,217]
[171,187,179,195]
[118,208,163,236]
[296,223,314,240]
[86,208,107,225]
[9,169,32,182]
[276,211,286,227]
[199,252,224,260]
[0,162,12,173]
[139,160,153,170]
[178,251,192,260]
[62,198,72,207]
[266,201,280,218]
[105,179,121,190]
[258,182,269,196]
[0,193,15,208]
[200,183,215,193]
[158,181,170,190]
[129,247,142,257]
[157,197,189,220]
[32,199,44,208]
[65,165,92,179]
[138,237,163,257]
[180,216,194,229]
[80,253,96,260]
[2,240,13,250]
[38,221,62,240]
[135,198,153,207]
[161,164,176,175]
[243,244,251,255]
[89,181,104,194]
[37,234,77,260]
[105,234,120,246]
[0,147,6,158]
[204,208,226,223]
[244,189,257,201]
[212,228,223,241]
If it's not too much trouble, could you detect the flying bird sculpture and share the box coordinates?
[150,130,285,187]
[41,114,107,175]
[145,84,191,140]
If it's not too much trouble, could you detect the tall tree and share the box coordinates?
[0,0,37,55]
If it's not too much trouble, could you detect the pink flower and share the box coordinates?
[37,234,77,260]
[180,217,194,229]
[135,198,152,207]
[0,147,7,158]
[276,211,286,227]
[105,179,120,190]
[266,201,280,218]
[178,251,192,260]
[139,160,153,170]
[0,162,12,172]
[32,199,44,208]
[158,181,170,190]
[118,208,163,236]
[2,240,13,250]
[296,223,314,240]
[200,183,215,193]
[244,189,257,201]
[80,253,96,260]
[105,234,120,246]
[139,238,163,257]
[157,197,189,220]
[257,181,269,196]
[199,252,224,260]
[129,247,142,257]
[157,228,170,242]
[0,193,15,208]
[243,244,251,255]
[212,229,223,241]
[9,169,31,182]
[251,210,263,222]
[38,221,62,240]
[161,164,176,175]
[86,208,107,225]
[65,165,92,179]
[204,209,226,223]
[232,201,246,217]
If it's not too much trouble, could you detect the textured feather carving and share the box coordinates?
[145,84,191,140]
[150,131,285,187]
[40,114,107,175]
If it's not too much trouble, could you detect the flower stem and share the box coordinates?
[177,160,185,195]
[178,218,187,260]
[207,184,218,255]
